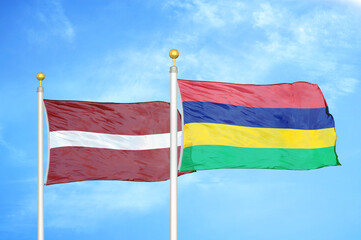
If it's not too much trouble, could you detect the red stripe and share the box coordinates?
[46,147,190,185]
[44,100,181,134]
[178,79,327,109]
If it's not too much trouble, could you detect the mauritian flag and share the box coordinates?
[177,79,340,172]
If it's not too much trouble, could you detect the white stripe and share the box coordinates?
[50,130,183,150]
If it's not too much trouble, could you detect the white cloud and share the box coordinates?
[319,77,359,107]
[178,170,295,224]
[253,2,283,27]
[334,0,361,7]
[29,0,75,43]
[179,49,271,84]
[4,179,169,231]
[43,45,176,103]
[338,78,359,93]
[0,127,26,161]
[249,3,361,104]
[165,0,246,28]
[92,48,172,103]
[53,0,358,107]
[44,181,168,229]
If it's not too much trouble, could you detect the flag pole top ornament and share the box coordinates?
[169,49,179,66]
[36,72,45,87]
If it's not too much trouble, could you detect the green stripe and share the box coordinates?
[180,145,340,172]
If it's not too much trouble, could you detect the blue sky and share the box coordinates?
[1,0,361,239]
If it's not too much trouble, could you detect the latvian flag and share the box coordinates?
[44,100,186,185]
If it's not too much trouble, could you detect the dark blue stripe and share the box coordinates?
[183,101,335,130]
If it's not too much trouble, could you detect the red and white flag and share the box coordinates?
[44,100,186,185]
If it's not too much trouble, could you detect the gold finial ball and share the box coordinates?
[169,49,179,60]
[36,72,45,81]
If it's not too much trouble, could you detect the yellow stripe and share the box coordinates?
[184,123,336,149]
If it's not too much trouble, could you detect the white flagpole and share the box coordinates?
[37,72,45,240]
[169,49,179,240]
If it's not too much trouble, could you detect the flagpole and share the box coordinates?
[169,49,179,240]
[37,72,45,240]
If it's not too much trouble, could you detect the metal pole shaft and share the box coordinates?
[170,65,178,240]
[37,86,44,240]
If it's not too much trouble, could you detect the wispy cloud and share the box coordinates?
[165,1,360,99]
[319,77,358,106]
[165,0,246,28]
[332,0,361,8]
[253,2,285,28]
[178,170,295,224]
[44,181,168,229]
[28,0,75,43]
[5,181,169,231]
[0,127,26,161]
[52,0,359,108]
[94,48,172,103]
